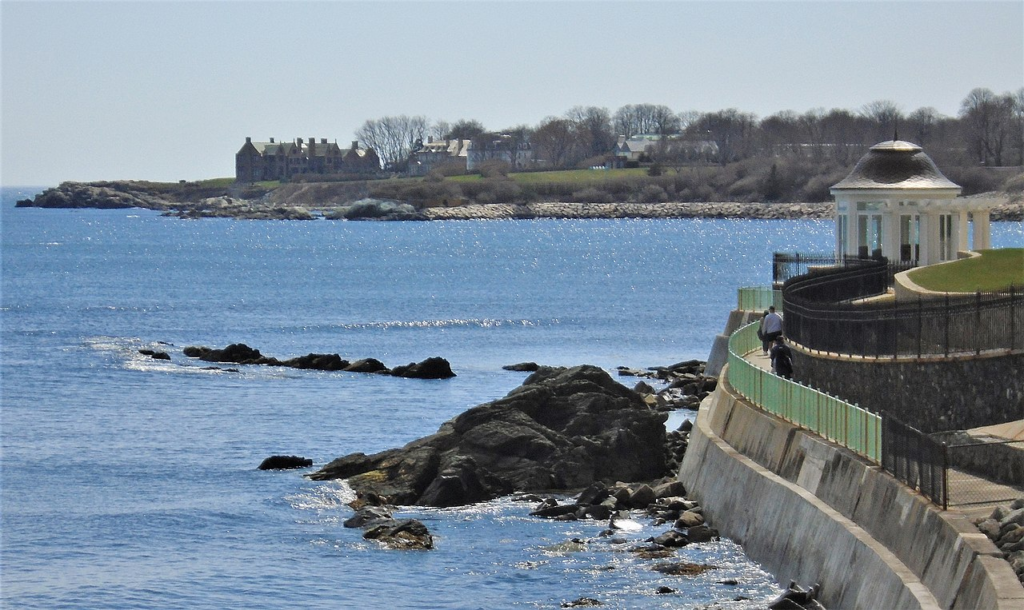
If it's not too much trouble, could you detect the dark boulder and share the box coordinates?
[390,357,456,379]
[503,362,540,372]
[281,353,349,371]
[684,524,719,543]
[194,343,269,364]
[363,518,434,550]
[309,365,668,507]
[651,530,689,548]
[258,455,313,470]
[651,562,717,576]
[345,358,389,374]
[139,349,171,360]
[343,505,393,529]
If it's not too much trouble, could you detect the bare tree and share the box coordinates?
[430,120,451,141]
[1010,88,1024,166]
[355,115,429,171]
[565,106,615,160]
[959,88,1014,165]
[614,104,680,138]
[691,109,758,165]
[532,117,576,168]
[861,100,903,142]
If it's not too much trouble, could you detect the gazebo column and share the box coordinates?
[883,209,898,262]
[920,212,939,265]
[973,210,992,250]
[958,209,970,253]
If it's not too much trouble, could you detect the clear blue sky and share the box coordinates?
[2,0,1022,186]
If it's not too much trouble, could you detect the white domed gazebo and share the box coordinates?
[830,139,999,266]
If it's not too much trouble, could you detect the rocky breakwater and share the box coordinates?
[422,201,834,221]
[308,365,669,507]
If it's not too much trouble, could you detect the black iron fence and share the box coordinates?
[772,252,841,285]
[782,259,1024,357]
[882,415,948,509]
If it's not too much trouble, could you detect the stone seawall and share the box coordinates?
[678,379,1024,609]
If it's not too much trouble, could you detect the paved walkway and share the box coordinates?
[737,345,1023,516]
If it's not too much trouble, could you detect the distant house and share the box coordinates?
[466,134,533,171]
[609,134,719,167]
[235,137,380,182]
[408,137,470,176]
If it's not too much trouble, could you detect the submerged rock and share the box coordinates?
[309,365,668,507]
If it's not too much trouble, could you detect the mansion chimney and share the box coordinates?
[351,140,359,151]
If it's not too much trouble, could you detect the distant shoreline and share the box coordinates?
[12,181,1024,221]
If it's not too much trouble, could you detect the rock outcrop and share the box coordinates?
[308,365,669,506]
[182,343,455,378]
[16,181,171,210]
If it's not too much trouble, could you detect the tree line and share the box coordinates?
[356,87,1024,174]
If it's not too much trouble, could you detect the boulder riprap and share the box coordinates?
[183,343,454,378]
[258,455,313,470]
[973,497,1024,585]
[618,360,716,412]
[308,365,668,506]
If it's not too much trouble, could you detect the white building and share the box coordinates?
[830,139,1000,265]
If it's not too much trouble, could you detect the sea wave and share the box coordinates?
[286,480,357,512]
[337,318,554,331]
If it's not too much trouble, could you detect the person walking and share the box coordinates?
[758,310,770,354]
[770,335,794,379]
[762,305,784,346]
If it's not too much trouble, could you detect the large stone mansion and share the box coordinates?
[235,137,380,182]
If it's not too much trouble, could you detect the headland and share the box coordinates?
[15,180,1024,221]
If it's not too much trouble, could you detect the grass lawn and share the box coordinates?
[908,248,1024,293]
[446,168,652,184]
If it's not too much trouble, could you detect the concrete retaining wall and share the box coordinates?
[679,379,1024,609]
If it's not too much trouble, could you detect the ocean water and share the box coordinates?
[2,186,1020,609]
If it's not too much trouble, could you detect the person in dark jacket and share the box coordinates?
[770,335,794,379]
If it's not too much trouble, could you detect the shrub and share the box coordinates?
[1001,172,1024,195]
[478,160,511,179]
[638,184,668,203]
[572,187,614,203]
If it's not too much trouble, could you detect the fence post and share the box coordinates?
[1010,284,1016,352]
[893,296,898,359]
[944,293,950,357]
[917,296,923,359]
[942,443,949,511]
[976,291,982,356]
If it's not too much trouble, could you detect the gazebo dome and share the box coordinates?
[831,140,960,192]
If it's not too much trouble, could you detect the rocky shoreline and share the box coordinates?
[19,180,1022,221]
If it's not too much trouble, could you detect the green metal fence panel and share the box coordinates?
[737,287,784,312]
[726,321,882,463]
